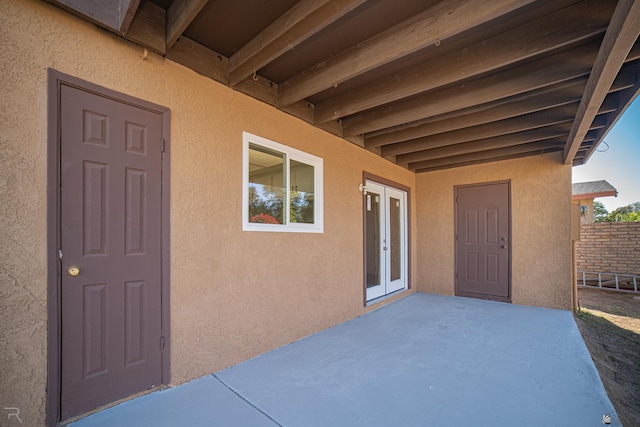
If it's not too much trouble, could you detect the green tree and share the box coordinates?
[290,191,314,224]
[604,202,640,222]
[593,201,608,223]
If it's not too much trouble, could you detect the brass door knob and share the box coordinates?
[67,266,80,276]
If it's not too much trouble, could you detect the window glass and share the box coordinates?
[390,197,401,281]
[290,160,314,224]
[366,192,381,288]
[243,132,323,233]
[248,144,285,224]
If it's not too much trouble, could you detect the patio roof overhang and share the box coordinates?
[48,0,640,172]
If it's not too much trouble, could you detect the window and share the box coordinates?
[580,205,589,217]
[243,132,323,232]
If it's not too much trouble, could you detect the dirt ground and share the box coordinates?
[574,287,640,427]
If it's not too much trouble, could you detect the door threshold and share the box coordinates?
[455,291,511,304]
[59,385,169,426]
[366,289,409,307]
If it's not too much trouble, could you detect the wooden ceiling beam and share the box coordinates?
[120,0,142,34]
[164,36,344,138]
[366,83,585,148]
[228,0,367,87]
[412,140,564,172]
[563,0,640,164]
[590,114,608,130]
[343,40,599,136]
[126,0,166,54]
[232,77,342,136]
[579,74,640,164]
[417,149,566,172]
[365,79,586,148]
[381,104,577,157]
[277,0,535,107]
[49,0,141,34]
[166,37,229,84]
[598,92,620,114]
[582,129,600,142]
[166,0,209,51]
[364,78,587,146]
[609,61,639,92]
[314,0,614,124]
[399,124,571,166]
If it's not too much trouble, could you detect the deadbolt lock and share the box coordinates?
[67,266,80,277]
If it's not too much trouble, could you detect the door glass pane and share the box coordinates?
[390,196,401,281]
[366,192,381,288]
[248,143,285,224]
[290,160,314,224]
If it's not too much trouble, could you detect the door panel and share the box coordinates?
[365,182,386,300]
[456,182,510,301]
[385,187,406,294]
[60,85,164,419]
[389,196,401,282]
[365,181,407,301]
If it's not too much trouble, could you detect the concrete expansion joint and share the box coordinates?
[211,374,283,427]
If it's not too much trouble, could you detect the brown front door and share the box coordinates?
[455,182,510,302]
[60,85,164,419]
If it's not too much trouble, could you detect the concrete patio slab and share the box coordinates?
[67,374,279,427]
[69,293,619,426]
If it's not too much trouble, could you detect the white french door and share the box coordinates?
[365,180,408,301]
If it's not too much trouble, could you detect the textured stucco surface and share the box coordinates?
[2,0,576,424]
[575,198,595,224]
[1,1,51,425]
[415,153,573,310]
[0,1,416,424]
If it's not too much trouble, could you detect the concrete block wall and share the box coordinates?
[576,223,640,274]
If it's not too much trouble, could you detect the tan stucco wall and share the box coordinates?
[0,1,416,424]
[2,1,577,424]
[415,153,573,310]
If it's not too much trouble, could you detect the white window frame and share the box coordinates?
[243,132,324,233]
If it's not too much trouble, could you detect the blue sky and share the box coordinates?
[572,96,640,212]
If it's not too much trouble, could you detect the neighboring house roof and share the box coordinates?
[48,0,640,172]
[572,180,618,200]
